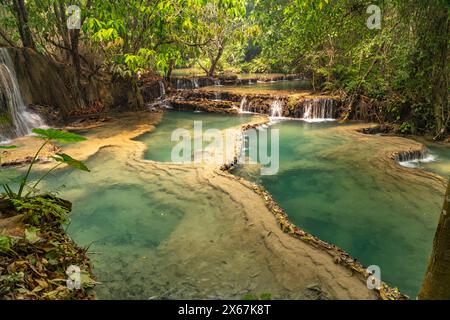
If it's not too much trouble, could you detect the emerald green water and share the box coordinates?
[4,111,448,299]
[36,111,289,300]
[137,111,255,162]
[421,143,450,178]
[235,120,447,297]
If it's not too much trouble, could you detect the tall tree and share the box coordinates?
[429,1,449,139]
[10,0,35,49]
[419,179,450,299]
[189,0,247,77]
[68,0,92,108]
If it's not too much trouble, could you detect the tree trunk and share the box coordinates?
[53,2,71,54]
[69,29,86,108]
[166,59,175,80]
[431,7,449,139]
[208,45,224,77]
[418,179,450,299]
[11,0,35,49]
[67,0,92,108]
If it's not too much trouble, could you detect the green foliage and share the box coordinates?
[52,153,90,172]
[399,122,414,135]
[0,235,14,253]
[241,57,271,73]
[12,196,71,227]
[287,96,299,111]
[250,0,449,136]
[1,128,89,199]
[32,128,87,143]
[1,0,447,136]
[242,293,272,300]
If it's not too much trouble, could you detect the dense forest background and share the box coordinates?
[0,0,449,138]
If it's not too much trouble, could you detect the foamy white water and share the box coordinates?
[0,48,45,140]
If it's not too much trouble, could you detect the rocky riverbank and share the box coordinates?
[0,195,96,300]
[167,88,342,119]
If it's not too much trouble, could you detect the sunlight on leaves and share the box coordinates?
[32,129,87,143]
[52,153,90,172]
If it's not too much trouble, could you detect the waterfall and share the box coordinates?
[239,96,248,113]
[303,98,335,122]
[270,99,284,118]
[175,78,199,90]
[213,92,222,101]
[158,81,166,98]
[193,78,199,88]
[0,48,45,141]
[236,95,336,121]
[215,79,222,86]
[396,149,436,168]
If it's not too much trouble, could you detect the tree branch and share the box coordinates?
[0,27,16,47]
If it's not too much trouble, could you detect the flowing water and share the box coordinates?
[269,100,284,118]
[234,120,449,297]
[239,96,336,122]
[399,142,450,178]
[158,81,166,98]
[0,48,44,142]
[303,99,335,122]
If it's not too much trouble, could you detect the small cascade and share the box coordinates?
[193,78,199,88]
[239,96,248,113]
[176,78,195,90]
[0,48,45,141]
[214,79,222,86]
[270,99,284,118]
[158,81,166,98]
[302,98,335,122]
[213,92,222,101]
[395,148,436,168]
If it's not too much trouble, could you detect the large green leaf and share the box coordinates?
[32,128,87,143]
[0,236,12,252]
[52,153,90,172]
